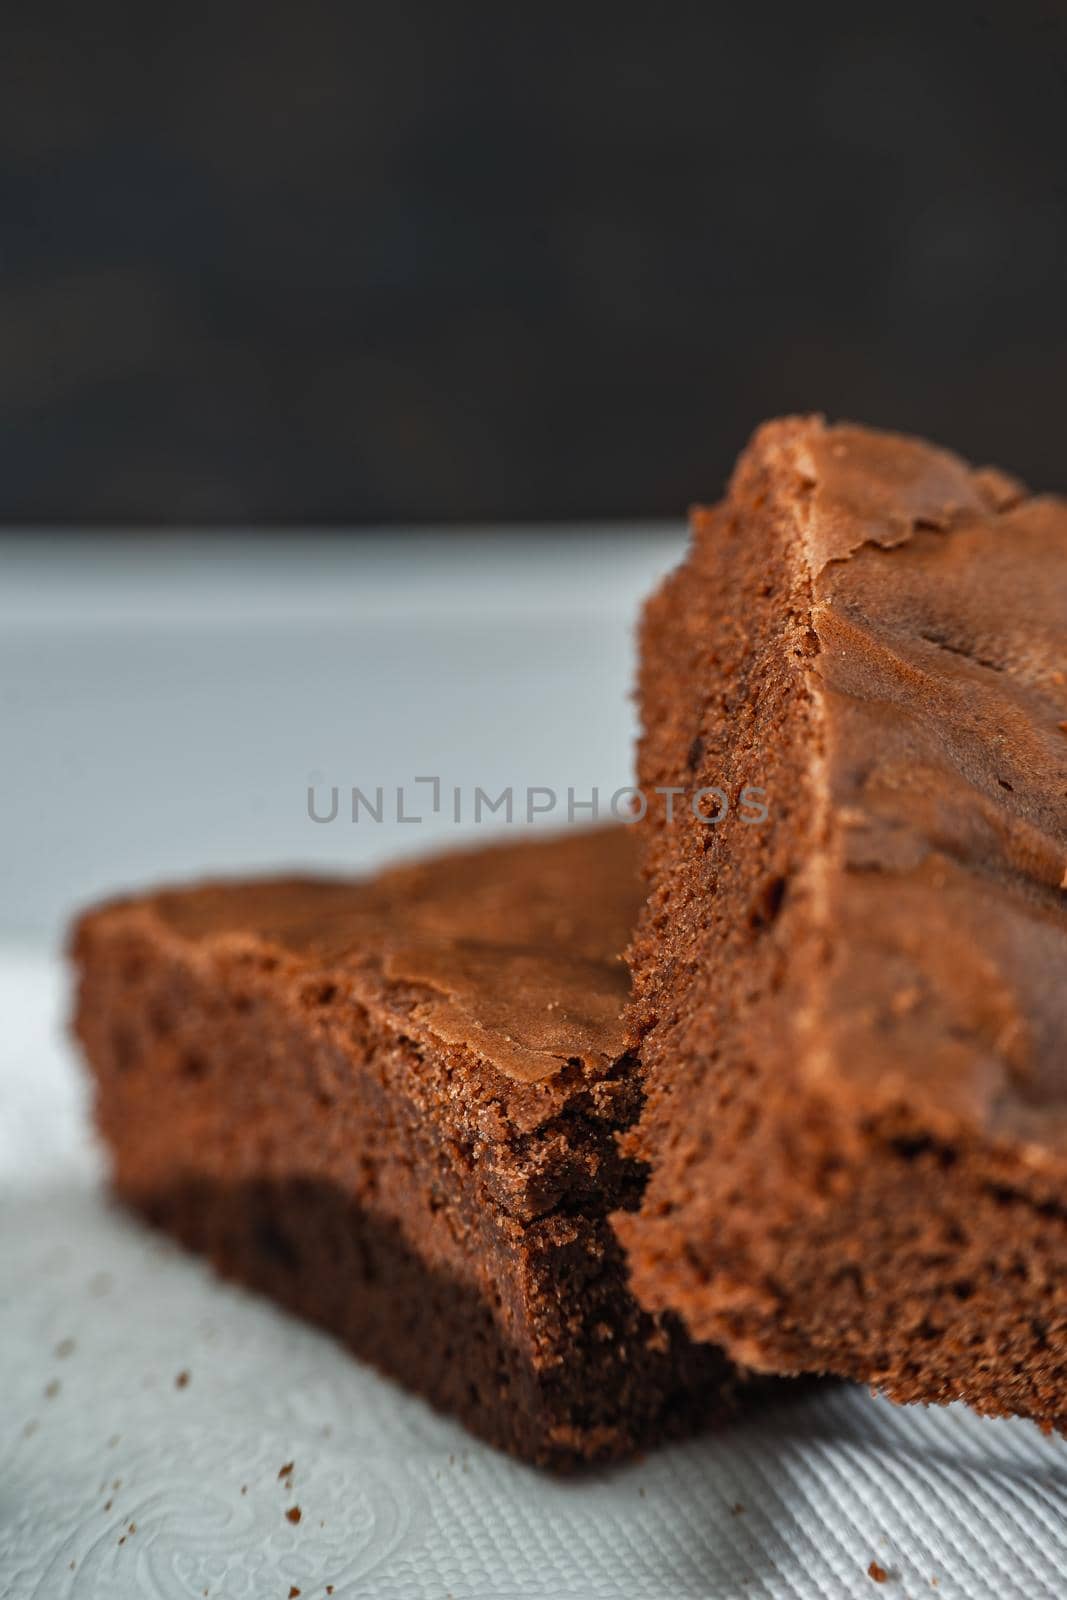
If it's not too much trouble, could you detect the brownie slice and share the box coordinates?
[71,825,739,1467]
[618,416,1067,1428]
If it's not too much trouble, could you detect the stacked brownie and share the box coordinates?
[72,415,1067,1461]
[71,826,738,1467]
[619,416,1067,1430]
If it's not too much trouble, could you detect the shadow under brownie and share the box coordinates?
[618,416,1067,1430]
[71,825,741,1467]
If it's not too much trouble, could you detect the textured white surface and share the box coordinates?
[5,534,1067,1597]
[4,954,1067,1600]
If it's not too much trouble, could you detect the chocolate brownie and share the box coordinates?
[618,417,1067,1428]
[71,826,739,1467]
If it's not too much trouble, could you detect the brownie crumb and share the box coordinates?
[44,1379,60,1400]
[285,1505,301,1524]
[175,1370,190,1389]
[731,1502,745,1516]
[289,1588,301,1598]
[55,1337,76,1359]
[278,1460,294,1480]
[868,1560,889,1583]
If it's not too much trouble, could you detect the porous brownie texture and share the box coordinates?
[71,826,739,1467]
[618,416,1067,1428]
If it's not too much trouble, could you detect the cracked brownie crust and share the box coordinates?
[71,825,740,1467]
[618,416,1067,1426]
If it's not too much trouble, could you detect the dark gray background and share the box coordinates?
[3,4,1065,523]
